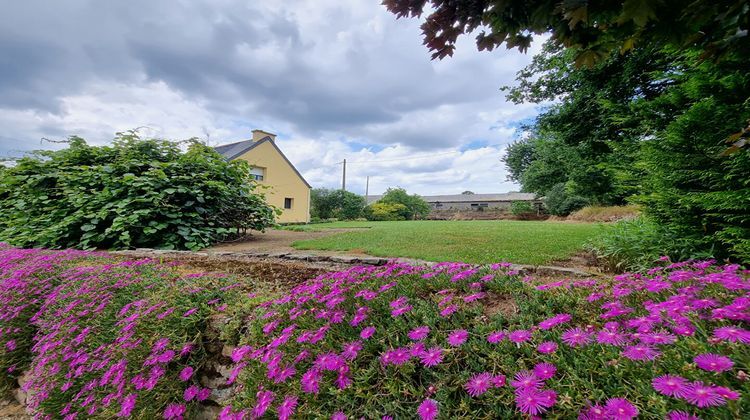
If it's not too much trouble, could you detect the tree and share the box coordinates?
[310,188,367,220]
[0,131,277,250]
[364,202,408,221]
[461,190,475,195]
[378,187,431,220]
[382,0,749,66]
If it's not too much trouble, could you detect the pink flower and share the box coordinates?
[511,370,542,390]
[683,381,726,407]
[515,388,557,415]
[439,304,458,317]
[487,331,506,344]
[331,412,347,420]
[537,341,558,354]
[693,353,733,372]
[408,326,430,341]
[301,369,321,394]
[465,372,493,397]
[183,385,199,401]
[178,366,193,381]
[561,328,593,347]
[118,394,137,417]
[596,330,628,346]
[533,362,556,380]
[417,399,438,420]
[360,326,376,340]
[420,347,443,367]
[341,341,363,360]
[538,313,571,330]
[163,403,186,419]
[447,330,468,346]
[278,396,298,420]
[182,308,197,317]
[621,345,660,361]
[492,374,506,387]
[712,326,750,343]
[604,398,638,419]
[251,390,274,418]
[652,374,688,398]
[508,329,532,343]
[666,411,701,420]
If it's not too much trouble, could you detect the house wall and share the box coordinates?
[234,141,310,223]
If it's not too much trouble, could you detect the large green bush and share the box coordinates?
[364,202,407,221]
[377,187,430,220]
[0,132,276,250]
[310,188,366,220]
[543,183,589,216]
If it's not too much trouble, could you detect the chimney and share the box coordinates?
[252,129,276,142]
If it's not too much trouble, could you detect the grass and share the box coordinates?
[289,220,603,265]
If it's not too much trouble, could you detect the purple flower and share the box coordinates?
[561,328,593,347]
[420,347,443,367]
[465,372,493,397]
[118,394,137,417]
[533,362,556,380]
[178,366,193,382]
[341,341,363,360]
[381,347,411,366]
[183,385,199,401]
[391,305,413,317]
[417,399,438,420]
[683,381,726,407]
[666,411,701,420]
[652,374,688,397]
[621,344,660,361]
[508,329,532,343]
[182,308,197,317]
[514,388,557,415]
[537,341,558,354]
[693,353,733,372]
[301,369,321,394]
[408,326,430,341]
[439,304,458,317]
[360,326,376,340]
[712,326,750,343]
[604,398,638,419]
[487,331,506,344]
[596,330,628,346]
[163,403,186,419]
[538,313,571,330]
[511,370,542,390]
[447,330,468,346]
[251,390,274,418]
[278,396,298,420]
[331,412,347,420]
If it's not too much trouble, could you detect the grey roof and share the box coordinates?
[213,137,311,188]
[366,192,537,204]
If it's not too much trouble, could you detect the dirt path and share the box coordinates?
[208,228,357,255]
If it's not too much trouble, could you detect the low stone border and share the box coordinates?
[111,248,598,278]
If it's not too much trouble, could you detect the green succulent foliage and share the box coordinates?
[0,131,277,250]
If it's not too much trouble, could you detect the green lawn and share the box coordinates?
[290,220,604,265]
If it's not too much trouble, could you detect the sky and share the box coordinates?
[0,0,545,195]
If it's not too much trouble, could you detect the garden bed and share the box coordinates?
[1,245,748,419]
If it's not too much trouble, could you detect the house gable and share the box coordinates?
[214,136,311,188]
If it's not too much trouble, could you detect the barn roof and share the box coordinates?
[366,192,538,204]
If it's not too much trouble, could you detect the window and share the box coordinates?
[249,167,265,181]
[284,197,293,209]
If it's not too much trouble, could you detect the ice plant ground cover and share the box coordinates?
[1,244,749,418]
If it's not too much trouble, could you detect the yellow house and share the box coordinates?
[215,130,311,223]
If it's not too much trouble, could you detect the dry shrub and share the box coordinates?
[567,205,640,222]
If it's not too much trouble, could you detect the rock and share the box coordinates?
[194,405,222,420]
[267,252,289,258]
[12,388,26,406]
[329,256,360,264]
[221,344,236,358]
[358,257,387,266]
[209,387,235,404]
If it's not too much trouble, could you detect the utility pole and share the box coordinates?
[341,159,347,191]
[365,176,369,201]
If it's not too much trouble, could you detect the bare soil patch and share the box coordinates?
[208,228,355,254]
[481,292,518,318]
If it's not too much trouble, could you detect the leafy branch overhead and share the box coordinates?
[382,0,749,66]
[0,131,277,251]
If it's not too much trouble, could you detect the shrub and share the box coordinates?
[0,131,276,251]
[510,201,535,216]
[568,205,641,222]
[364,202,407,221]
[378,187,430,220]
[311,189,366,220]
[543,183,589,216]
[587,216,712,272]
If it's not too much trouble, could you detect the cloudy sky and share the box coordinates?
[0,0,544,195]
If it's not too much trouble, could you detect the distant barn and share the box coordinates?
[366,193,541,215]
